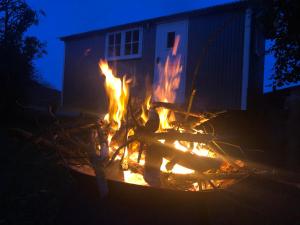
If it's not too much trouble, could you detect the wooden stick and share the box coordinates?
[87,129,109,198]
[132,131,214,144]
[184,89,196,121]
[130,133,221,172]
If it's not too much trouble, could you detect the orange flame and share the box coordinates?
[97,35,224,189]
[141,95,152,124]
[99,60,130,130]
[154,35,182,130]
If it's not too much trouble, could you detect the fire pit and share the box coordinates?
[11,36,250,195]
[66,36,248,194]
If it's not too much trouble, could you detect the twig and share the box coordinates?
[184,89,196,121]
[107,139,135,166]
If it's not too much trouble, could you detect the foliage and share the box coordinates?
[0,0,46,106]
[254,0,300,88]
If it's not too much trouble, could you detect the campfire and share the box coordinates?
[92,36,247,191]
[11,36,249,194]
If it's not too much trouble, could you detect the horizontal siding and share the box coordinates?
[62,23,156,112]
[63,35,107,112]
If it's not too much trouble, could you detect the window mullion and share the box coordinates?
[106,28,142,60]
[120,31,124,57]
[113,33,116,56]
[131,30,133,55]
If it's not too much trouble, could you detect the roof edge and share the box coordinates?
[60,1,249,42]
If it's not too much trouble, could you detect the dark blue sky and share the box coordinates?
[27,0,277,92]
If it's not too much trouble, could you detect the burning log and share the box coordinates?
[144,108,160,132]
[142,107,162,186]
[161,145,222,172]
[96,125,109,161]
[129,132,222,172]
[144,143,163,187]
[152,101,226,121]
[151,132,214,143]
[164,171,249,181]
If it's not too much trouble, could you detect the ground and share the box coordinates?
[0,109,300,225]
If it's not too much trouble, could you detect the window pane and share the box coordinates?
[167,32,175,48]
[115,33,121,45]
[115,45,121,56]
[125,31,132,43]
[125,43,131,55]
[108,46,114,57]
[109,34,114,45]
[132,42,139,54]
[133,30,139,42]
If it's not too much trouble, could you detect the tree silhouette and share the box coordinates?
[0,0,46,109]
[253,0,300,88]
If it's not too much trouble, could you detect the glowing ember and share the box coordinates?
[161,158,194,175]
[123,170,149,186]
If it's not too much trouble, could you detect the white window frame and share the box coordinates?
[105,27,143,61]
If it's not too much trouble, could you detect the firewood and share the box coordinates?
[144,143,163,187]
[184,89,196,121]
[10,128,70,154]
[163,146,222,172]
[151,131,214,143]
[96,126,109,161]
[152,101,209,120]
[10,128,78,177]
[131,128,214,142]
[131,133,222,172]
[107,139,135,166]
[87,129,108,198]
[144,108,160,132]
[165,171,249,181]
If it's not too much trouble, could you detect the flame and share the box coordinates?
[160,158,194,174]
[191,143,216,158]
[141,95,152,124]
[96,35,236,190]
[154,35,182,130]
[123,170,149,186]
[99,60,130,130]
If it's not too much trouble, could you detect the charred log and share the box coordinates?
[130,130,214,146]
[162,146,222,172]
[132,131,221,172]
[144,143,163,187]
[87,129,109,198]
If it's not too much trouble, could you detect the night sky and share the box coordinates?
[27,0,276,92]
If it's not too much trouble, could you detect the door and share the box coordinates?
[153,20,188,104]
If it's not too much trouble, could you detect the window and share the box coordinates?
[167,32,175,49]
[125,30,140,55]
[106,28,142,60]
[107,32,121,57]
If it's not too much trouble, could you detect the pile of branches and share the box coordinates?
[10,101,250,196]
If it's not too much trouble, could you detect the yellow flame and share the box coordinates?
[191,143,216,158]
[174,140,188,152]
[160,158,194,174]
[123,170,149,186]
[141,95,152,124]
[99,60,130,130]
[98,35,223,189]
